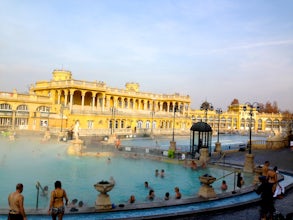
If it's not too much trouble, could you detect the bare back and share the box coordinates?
[50,188,68,208]
[8,191,23,213]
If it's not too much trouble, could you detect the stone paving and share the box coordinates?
[169,148,293,220]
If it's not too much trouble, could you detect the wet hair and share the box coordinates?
[16,183,23,190]
[55,180,62,189]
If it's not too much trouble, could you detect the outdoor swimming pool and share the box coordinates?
[0,134,255,211]
[121,134,267,151]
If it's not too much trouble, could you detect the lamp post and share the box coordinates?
[200,101,214,123]
[243,102,260,154]
[243,102,260,173]
[215,108,222,152]
[170,104,181,151]
[216,108,222,143]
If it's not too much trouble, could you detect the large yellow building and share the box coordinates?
[0,69,290,137]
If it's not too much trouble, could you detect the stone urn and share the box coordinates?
[198,174,217,198]
[94,181,115,210]
[67,138,85,156]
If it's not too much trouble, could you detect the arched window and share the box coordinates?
[258,119,262,130]
[17,105,28,111]
[265,119,272,130]
[273,119,279,129]
[0,103,12,110]
[137,120,143,129]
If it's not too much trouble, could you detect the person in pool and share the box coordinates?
[148,189,155,200]
[174,187,181,199]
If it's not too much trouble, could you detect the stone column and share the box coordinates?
[92,92,97,110]
[64,90,68,107]
[169,141,176,151]
[243,153,255,173]
[81,91,85,111]
[57,90,61,105]
[215,142,222,152]
[69,89,75,112]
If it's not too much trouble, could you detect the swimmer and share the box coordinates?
[128,195,135,204]
[78,201,84,208]
[148,189,155,200]
[41,185,49,196]
[155,169,159,177]
[164,192,170,200]
[160,169,165,178]
[174,187,181,199]
[221,180,228,191]
[190,160,197,170]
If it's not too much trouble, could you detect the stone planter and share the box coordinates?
[94,181,115,210]
[198,175,216,198]
[67,139,85,156]
[199,175,216,185]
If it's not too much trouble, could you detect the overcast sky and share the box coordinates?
[0,0,293,111]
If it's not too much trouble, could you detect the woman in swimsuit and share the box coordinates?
[48,180,69,220]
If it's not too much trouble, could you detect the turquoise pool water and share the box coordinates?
[121,134,267,151]
[0,135,255,211]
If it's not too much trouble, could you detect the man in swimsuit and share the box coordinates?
[8,183,27,220]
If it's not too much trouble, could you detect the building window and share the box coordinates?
[0,103,12,110]
[146,121,150,129]
[137,120,143,129]
[40,120,48,127]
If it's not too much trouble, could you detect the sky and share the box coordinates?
[0,0,293,111]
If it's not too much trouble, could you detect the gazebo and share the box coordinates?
[190,122,213,158]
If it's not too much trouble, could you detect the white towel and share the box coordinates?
[273,184,285,197]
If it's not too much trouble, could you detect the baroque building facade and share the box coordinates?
[0,69,290,137]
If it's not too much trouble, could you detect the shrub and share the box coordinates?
[168,149,175,158]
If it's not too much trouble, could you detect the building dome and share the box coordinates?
[52,69,72,81]
[190,122,212,132]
